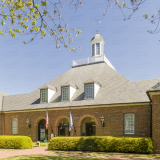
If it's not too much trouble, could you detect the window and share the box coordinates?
[41,89,48,103]
[124,113,135,134]
[85,84,94,99]
[62,87,69,101]
[12,118,18,134]
[92,44,95,56]
[96,43,100,55]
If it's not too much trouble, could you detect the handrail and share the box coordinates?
[72,55,116,70]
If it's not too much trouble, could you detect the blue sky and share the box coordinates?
[0,0,160,95]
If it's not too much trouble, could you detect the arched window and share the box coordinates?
[124,113,135,134]
[58,118,70,136]
[12,118,18,134]
[81,117,96,136]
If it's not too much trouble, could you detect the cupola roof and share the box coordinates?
[90,33,105,44]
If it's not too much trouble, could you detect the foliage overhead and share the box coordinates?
[0,0,159,49]
[104,0,160,38]
[0,0,83,51]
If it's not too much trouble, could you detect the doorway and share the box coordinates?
[38,119,48,141]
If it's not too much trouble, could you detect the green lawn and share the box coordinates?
[33,142,49,147]
[47,151,160,159]
[0,155,117,160]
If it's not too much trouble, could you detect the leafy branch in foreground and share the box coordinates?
[104,0,160,42]
[0,0,83,51]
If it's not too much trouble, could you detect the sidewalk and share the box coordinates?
[0,147,157,160]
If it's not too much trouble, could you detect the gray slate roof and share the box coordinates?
[147,82,160,91]
[0,92,8,111]
[2,62,160,112]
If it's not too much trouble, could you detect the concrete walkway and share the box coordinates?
[0,147,157,159]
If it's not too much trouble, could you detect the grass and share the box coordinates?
[0,155,117,160]
[0,149,15,151]
[46,150,160,159]
[33,142,48,147]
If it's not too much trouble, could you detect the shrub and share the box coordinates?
[0,136,33,149]
[48,136,153,154]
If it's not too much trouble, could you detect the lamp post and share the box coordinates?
[100,115,104,127]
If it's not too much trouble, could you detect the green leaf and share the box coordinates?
[122,2,127,6]
[69,38,73,42]
[59,36,64,39]
[71,48,75,51]
[34,4,39,8]
[77,30,82,35]
[143,14,149,18]
[41,1,47,6]
[1,21,5,26]
[64,45,68,48]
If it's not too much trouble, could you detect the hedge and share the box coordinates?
[0,136,33,149]
[48,136,153,154]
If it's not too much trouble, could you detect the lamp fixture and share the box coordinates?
[100,115,104,127]
[26,118,29,126]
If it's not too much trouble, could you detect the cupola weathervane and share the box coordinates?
[95,16,101,34]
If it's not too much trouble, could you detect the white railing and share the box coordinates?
[72,55,116,70]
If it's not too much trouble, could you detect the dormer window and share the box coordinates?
[84,81,101,100]
[85,84,94,99]
[41,89,48,103]
[61,82,77,101]
[40,85,56,103]
[62,87,69,101]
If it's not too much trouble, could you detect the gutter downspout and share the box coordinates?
[146,91,152,138]
[2,96,4,135]
[149,102,152,138]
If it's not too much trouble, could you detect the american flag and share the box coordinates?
[46,110,48,129]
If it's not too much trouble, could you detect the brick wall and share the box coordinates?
[152,94,160,153]
[3,104,151,142]
[0,113,2,135]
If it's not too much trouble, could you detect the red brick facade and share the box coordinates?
[151,93,160,153]
[2,104,151,142]
[0,113,3,135]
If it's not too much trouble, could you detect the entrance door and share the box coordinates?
[85,123,96,136]
[58,118,70,136]
[38,119,48,141]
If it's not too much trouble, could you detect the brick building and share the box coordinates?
[1,33,160,153]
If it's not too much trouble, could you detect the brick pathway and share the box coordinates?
[0,147,157,159]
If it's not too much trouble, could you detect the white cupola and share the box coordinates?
[72,32,116,71]
[90,33,105,57]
